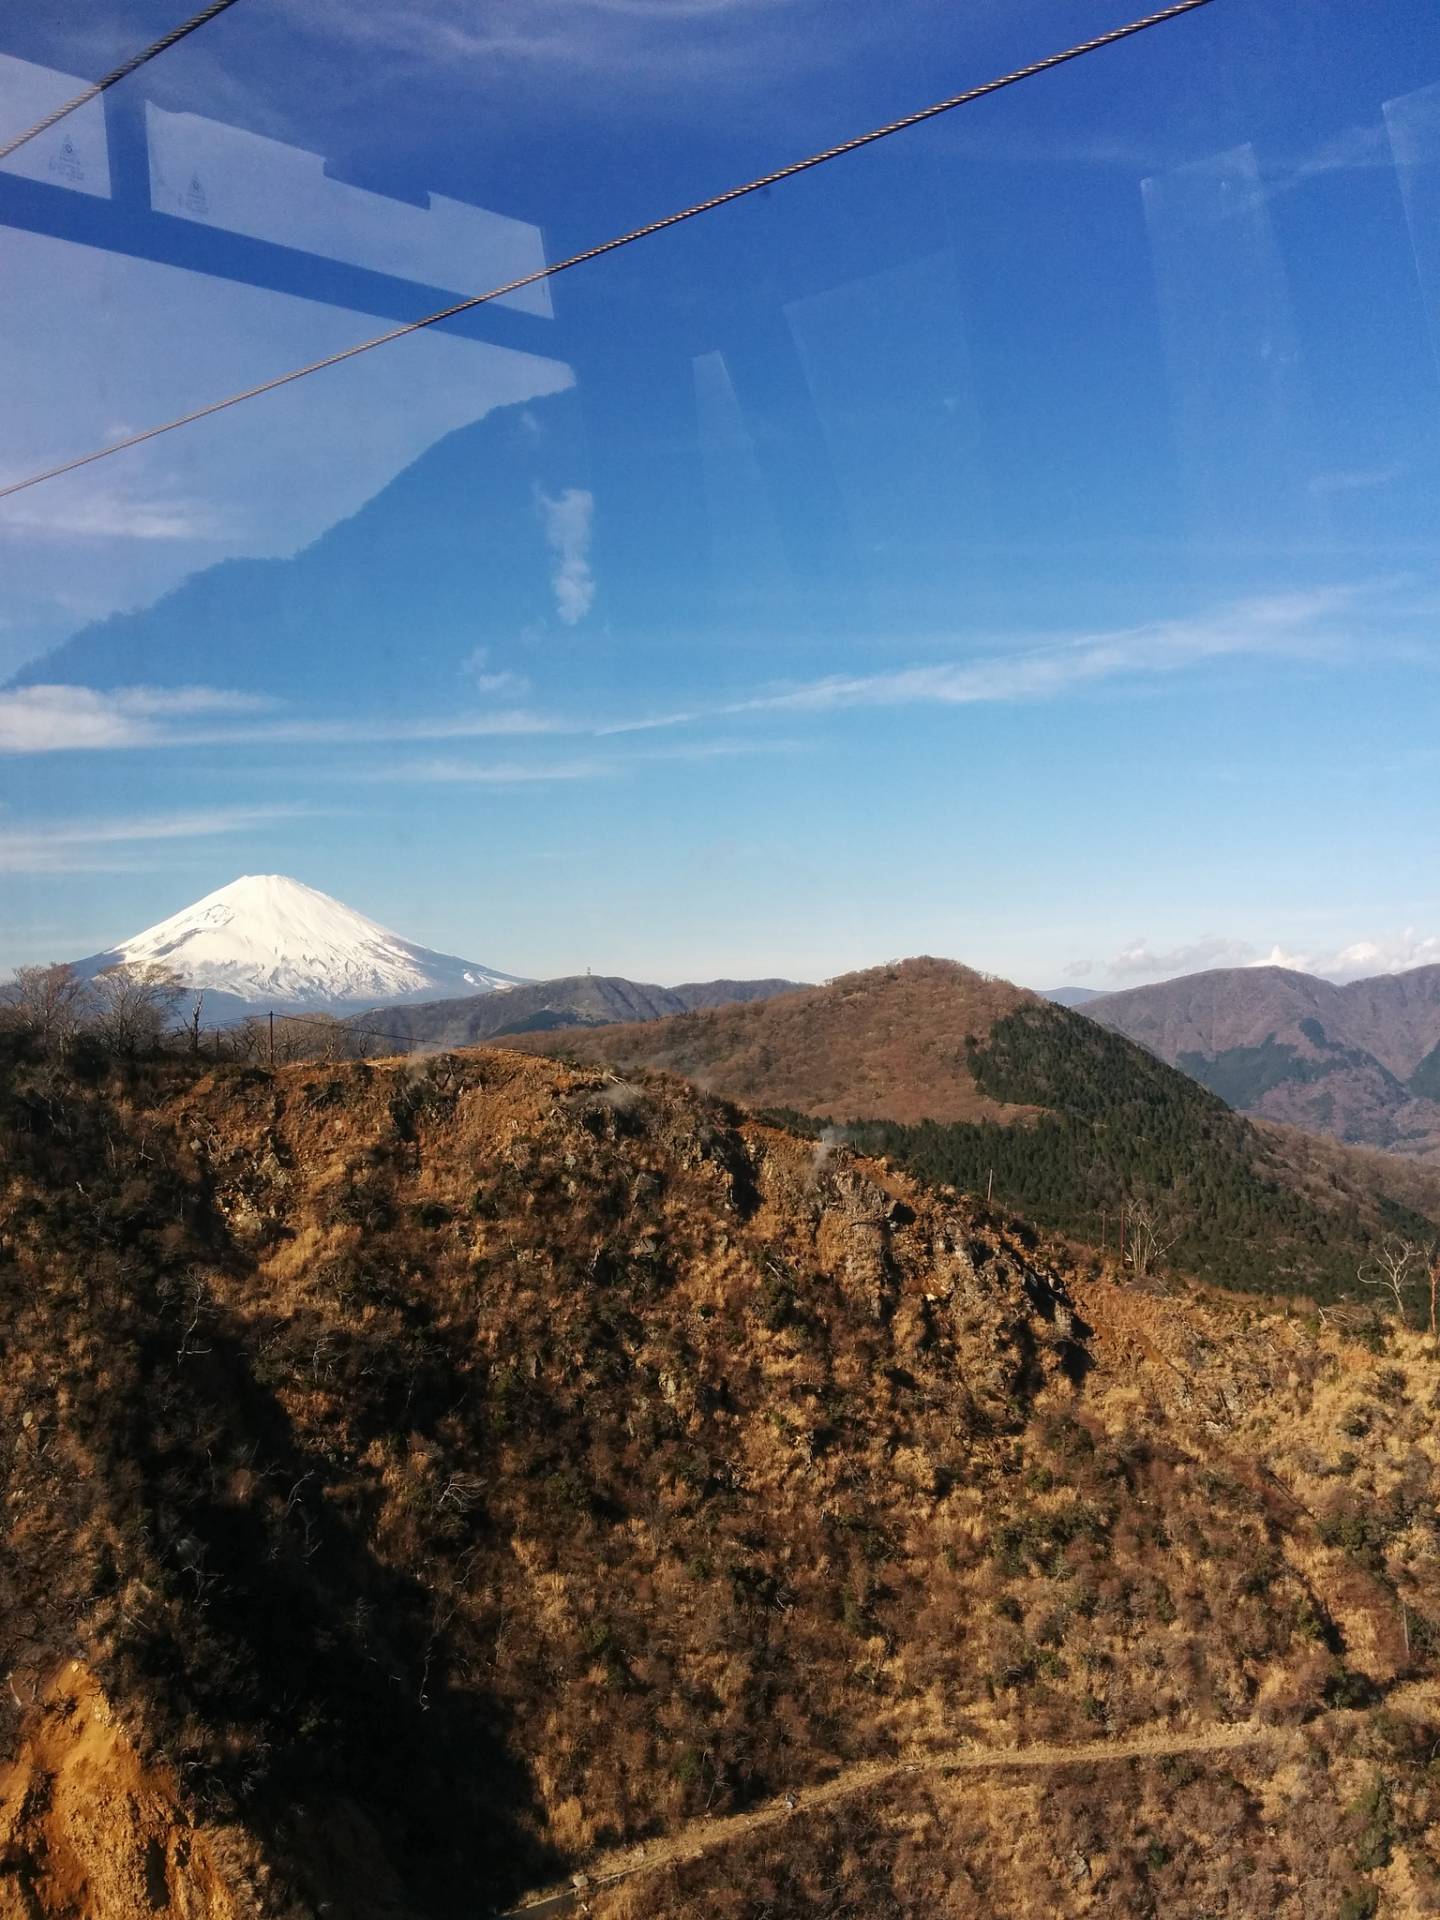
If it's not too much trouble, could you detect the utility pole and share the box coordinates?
[268,1009,275,1068]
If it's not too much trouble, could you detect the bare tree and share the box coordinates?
[1359,1233,1424,1329]
[276,1012,353,1063]
[1119,1196,1186,1285]
[185,991,206,1056]
[0,962,92,1051]
[88,963,185,1057]
[231,1012,351,1064]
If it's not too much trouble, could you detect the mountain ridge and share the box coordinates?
[506,956,1039,1127]
[346,971,806,1049]
[505,956,1440,1295]
[1083,962,1440,1160]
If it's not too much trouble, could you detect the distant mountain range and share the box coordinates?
[1042,985,1106,1007]
[58,872,799,1035]
[346,972,805,1049]
[72,874,524,1020]
[51,875,1440,1174]
[1079,964,1440,1161]
[505,956,1440,1295]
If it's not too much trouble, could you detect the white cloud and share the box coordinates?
[0,684,568,754]
[461,647,531,698]
[1110,936,1257,979]
[1247,943,1314,972]
[535,486,595,624]
[0,477,234,543]
[281,0,812,90]
[0,803,313,872]
[0,685,272,753]
[1328,932,1440,980]
[1074,928,1440,988]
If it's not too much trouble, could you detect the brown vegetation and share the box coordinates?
[0,1665,250,1920]
[508,957,1039,1124]
[2,1036,1439,1917]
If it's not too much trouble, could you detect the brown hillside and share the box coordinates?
[508,957,1040,1125]
[0,1664,253,1920]
[2,1043,1439,1917]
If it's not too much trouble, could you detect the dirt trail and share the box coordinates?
[502,1721,1283,1916]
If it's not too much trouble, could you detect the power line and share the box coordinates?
[254,1008,429,1050]
[0,0,1215,506]
[0,0,244,166]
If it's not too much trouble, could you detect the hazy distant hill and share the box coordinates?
[1041,985,1106,1007]
[350,972,804,1049]
[1084,964,1440,1161]
[509,957,1440,1296]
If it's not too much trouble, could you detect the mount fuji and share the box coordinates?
[74,875,525,1019]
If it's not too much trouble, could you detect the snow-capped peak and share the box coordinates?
[77,874,525,1012]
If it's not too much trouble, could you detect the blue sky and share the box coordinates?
[1,0,1438,988]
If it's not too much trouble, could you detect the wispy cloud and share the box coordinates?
[1,585,1383,758]
[601,587,1363,735]
[461,647,531,698]
[0,803,314,873]
[369,756,611,785]
[1276,122,1394,190]
[281,0,813,91]
[0,685,563,754]
[0,477,235,543]
[0,685,273,753]
[535,486,595,625]
[370,736,803,784]
[740,589,1354,715]
[1309,465,1403,498]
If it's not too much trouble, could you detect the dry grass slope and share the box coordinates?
[509,957,1038,1126]
[1,1036,1438,1918]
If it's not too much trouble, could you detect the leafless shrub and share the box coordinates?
[1359,1233,1424,1329]
[0,962,93,1050]
[88,963,185,1057]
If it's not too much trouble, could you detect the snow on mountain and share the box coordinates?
[75,875,525,1014]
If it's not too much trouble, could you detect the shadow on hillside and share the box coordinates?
[1019,1267,1095,1392]
[1,1058,566,1917]
[125,1307,562,1916]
